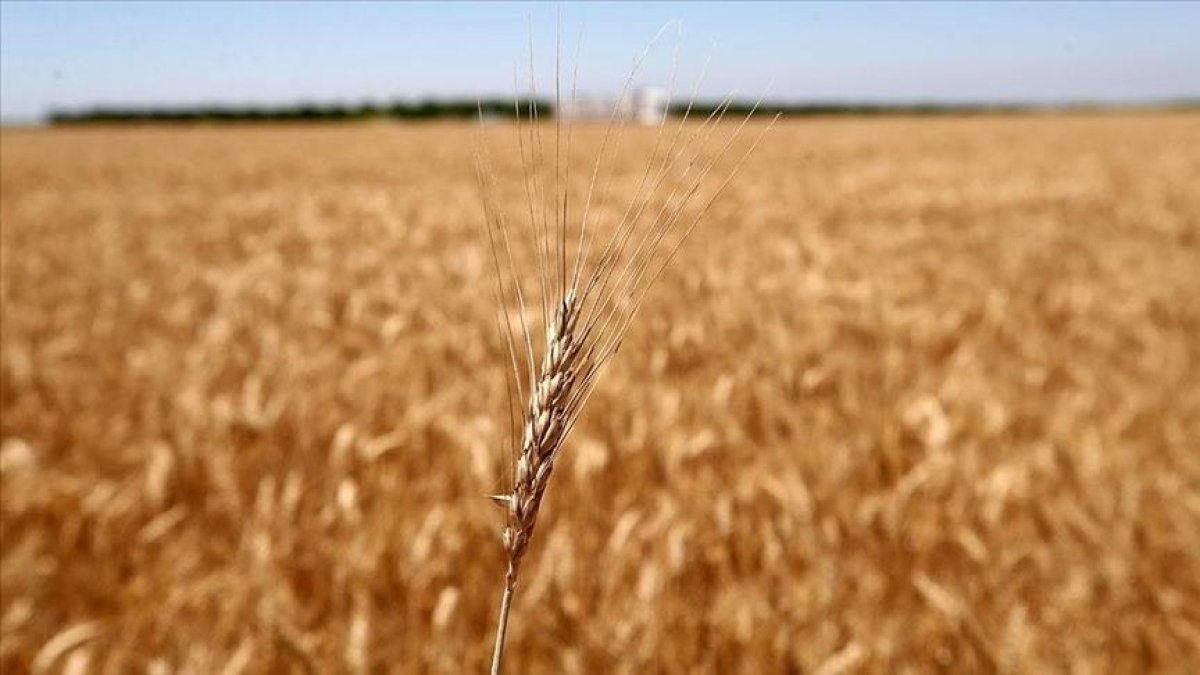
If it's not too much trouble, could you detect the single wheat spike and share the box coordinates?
[489,291,582,673]
[504,289,582,571]
[478,23,775,673]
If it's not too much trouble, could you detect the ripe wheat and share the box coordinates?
[475,26,774,673]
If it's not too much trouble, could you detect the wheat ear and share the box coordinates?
[477,23,776,673]
[488,290,582,673]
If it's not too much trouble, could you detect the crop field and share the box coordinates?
[2,113,1199,673]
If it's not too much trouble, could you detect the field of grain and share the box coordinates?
[2,113,1199,673]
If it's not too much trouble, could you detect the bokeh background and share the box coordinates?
[2,2,1199,673]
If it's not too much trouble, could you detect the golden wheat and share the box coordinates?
[1,112,1198,673]
[476,35,773,668]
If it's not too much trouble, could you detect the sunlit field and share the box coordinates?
[2,113,1198,673]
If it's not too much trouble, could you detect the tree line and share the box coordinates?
[47,98,1197,124]
[48,99,541,124]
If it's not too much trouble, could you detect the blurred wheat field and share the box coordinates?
[2,113,1199,674]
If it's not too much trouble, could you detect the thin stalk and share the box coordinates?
[489,564,518,675]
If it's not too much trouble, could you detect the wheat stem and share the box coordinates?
[489,562,517,675]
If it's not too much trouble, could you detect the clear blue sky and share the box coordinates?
[2,1,1197,121]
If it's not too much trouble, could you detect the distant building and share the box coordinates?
[558,87,669,125]
[633,88,669,125]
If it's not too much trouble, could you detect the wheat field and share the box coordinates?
[2,113,1198,673]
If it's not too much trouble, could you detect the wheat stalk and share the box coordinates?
[476,23,775,673]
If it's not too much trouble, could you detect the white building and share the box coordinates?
[558,87,669,125]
